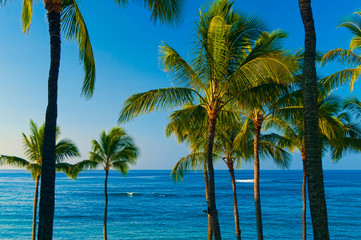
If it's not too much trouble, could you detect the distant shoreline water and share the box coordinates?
[0,170,360,239]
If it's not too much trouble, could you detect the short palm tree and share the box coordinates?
[0,120,80,240]
[0,0,185,238]
[72,127,138,240]
[119,1,294,238]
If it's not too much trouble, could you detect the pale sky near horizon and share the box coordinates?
[1,0,361,171]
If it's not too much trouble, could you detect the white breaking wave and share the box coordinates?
[236,179,254,183]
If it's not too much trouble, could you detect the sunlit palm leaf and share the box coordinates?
[118,87,197,123]
[61,0,96,98]
[21,0,33,33]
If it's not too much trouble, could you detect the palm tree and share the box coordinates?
[321,12,361,92]
[167,105,290,240]
[232,30,296,240]
[271,91,361,240]
[119,1,294,238]
[0,120,80,240]
[298,1,329,239]
[0,0,185,238]
[166,104,238,239]
[72,127,138,240]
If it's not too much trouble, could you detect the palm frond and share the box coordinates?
[61,0,96,98]
[55,138,80,162]
[21,0,33,33]
[118,87,196,123]
[72,160,99,178]
[160,42,207,93]
[0,155,29,168]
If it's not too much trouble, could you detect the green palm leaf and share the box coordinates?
[61,0,96,98]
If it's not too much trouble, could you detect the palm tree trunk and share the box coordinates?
[32,175,40,240]
[38,10,61,240]
[298,1,329,239]
[206,112,221,240]
[104,170,109,240]
[203,160,213,240]
[301,152,307,240]
[254,124,263,240]
[228,164,241,240]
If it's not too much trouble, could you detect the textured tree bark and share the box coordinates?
[298,1,330,239]
[228,164,241,240]
[203,161,213,240]
[206,112,221,240]
[32,175,40,240]
[37,10,60,240]
[104,170,109,240]
[301,152,307,240]
[253,124,263,240]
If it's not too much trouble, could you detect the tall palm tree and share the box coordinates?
[233,30,296,240]
[0,0,184,238]
[321,12,361,92]
[298,1,329,239]
[0,120,80,240]
[72,127,138,240]
[270,91,361,240]
[119,1,294,238]
[166,104,238,239]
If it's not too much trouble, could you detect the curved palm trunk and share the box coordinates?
[228,163,241,240]
[206,113,221,240]
[298,1,329,239]
[253,123,263,240]
[203,160,213,240]
[301,152,307,240]
[104,170,109,240]
[32,175,40,240]
[38,10,61,240]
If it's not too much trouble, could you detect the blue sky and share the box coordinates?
[0,0,360,170]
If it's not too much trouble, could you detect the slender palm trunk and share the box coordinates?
[298,1,329,239]
[301,152,307,240]
[104,170,109,240]
[228,163,241,240]
[206,112,221,240]
[38,10,61,240]
[32,175,40,240]
[203,160,213,240]
[253,123,263,240]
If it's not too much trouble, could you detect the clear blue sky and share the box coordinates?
[0,0,360,170]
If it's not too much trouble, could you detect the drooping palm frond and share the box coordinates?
[343,96,361,120]
[21,0,33,33]
[72,160,99,178]
[55,162,76,179]
[171,152,221,182]
[61,0,96,98]
[111,160,129,175]
[118,87,197,123]
[55,138,80,162]
[259,134,292,169]
[0,155,29,168]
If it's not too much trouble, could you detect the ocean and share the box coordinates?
[0,170,360,239]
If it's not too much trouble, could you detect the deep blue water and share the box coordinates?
[0,170,360,239]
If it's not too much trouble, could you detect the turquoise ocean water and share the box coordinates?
[0,170,360,239]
